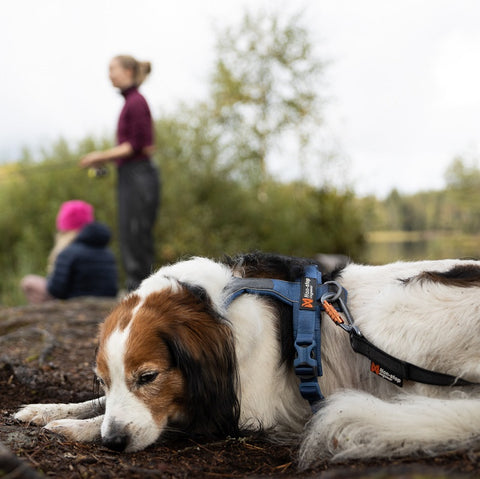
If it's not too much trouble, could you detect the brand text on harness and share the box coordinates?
[300,277,316,310]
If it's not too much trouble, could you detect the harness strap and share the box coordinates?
[224,277,303,307]
[223,266,332,408]
[294,265,323,405]
[321,292,478,388]
[349,330,475,387]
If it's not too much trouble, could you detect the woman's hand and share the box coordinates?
[79,151,107,169]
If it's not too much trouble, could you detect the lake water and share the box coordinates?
[363,231,480,265]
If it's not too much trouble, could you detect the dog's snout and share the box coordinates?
[102,432,129,452]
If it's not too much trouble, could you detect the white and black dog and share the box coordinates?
[14,253,480,467]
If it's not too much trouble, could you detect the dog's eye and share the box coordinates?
[138,372,159,386]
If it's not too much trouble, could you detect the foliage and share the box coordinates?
[152,8,362,263]
[445,156,480,192]
[154,106,365,263]
[0,126,364,306]
[358,156,480,234]
[210,9,326,186]
[0,9,365,306]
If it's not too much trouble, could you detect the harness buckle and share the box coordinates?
[294,340,318,378]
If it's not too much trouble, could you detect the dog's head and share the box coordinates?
[95,258,240,452]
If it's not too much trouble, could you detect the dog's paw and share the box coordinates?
[45,416,103,442]
[14,403,67,425]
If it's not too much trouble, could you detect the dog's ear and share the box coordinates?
[161,331,240,439]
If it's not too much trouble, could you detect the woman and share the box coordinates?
[80,55,160,291]
[21,200,118,303]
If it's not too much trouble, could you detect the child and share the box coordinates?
[21,200,118,303]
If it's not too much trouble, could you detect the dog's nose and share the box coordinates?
[102,433,129,452]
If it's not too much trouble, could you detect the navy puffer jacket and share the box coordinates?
[47,222,118,299]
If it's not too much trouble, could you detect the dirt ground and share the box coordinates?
[1,299,480,478]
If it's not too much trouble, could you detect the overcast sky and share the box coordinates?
[2,0,480,197]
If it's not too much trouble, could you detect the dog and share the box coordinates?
[14,252,480,467]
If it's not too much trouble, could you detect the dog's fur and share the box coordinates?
[14,253,480,467]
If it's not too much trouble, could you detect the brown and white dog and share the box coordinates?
[14,253,480,467]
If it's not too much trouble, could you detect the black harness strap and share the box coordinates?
[349,330,475,387]
[321,285,478,388]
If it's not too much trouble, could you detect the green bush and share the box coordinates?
[0,128,365,306]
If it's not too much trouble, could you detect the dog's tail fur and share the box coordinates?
[298,389,480,468]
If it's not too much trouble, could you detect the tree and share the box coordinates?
[0,9,367,306]
[210,9,326,187]
[444,156,480,232]
[445,156,480,192]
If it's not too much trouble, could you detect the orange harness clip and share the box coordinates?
[322,299,344,325]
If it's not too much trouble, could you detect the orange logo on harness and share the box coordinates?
[369,361,402,386]
[301,297,314,309]
[371,362,380,375]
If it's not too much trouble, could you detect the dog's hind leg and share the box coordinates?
[14,397,105,425]
[299,390,480,467]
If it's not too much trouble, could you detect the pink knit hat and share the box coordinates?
[56,200,94,232]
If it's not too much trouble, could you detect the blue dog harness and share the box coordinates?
[223,264,476,411]
[223,265,345,409]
